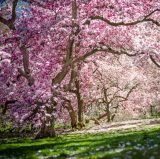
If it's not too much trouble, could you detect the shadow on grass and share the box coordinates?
[0,127,160,159]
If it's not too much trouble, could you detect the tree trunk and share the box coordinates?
[34,105,56,139]
[75,79,85,128]
[96,106,111,123]
[35,121,56,139]
[65,100,77,129]
[106,107,111,122]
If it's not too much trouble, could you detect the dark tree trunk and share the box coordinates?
[35,121,56,139]
[34,105,56,139]
[65,100,77,129]
[75,79,85,128]
[96,105,111,123]
[106,107,111,122]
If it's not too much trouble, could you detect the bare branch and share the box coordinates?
[12,0,19,23]
[74,47,142,64]
[116,84,139,102]
[84,9,160,27]
[0,0,19,30]
[150,55,160,68]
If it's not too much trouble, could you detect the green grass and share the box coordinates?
[0,127,160,159]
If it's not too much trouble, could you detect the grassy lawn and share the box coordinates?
[0,127,160,159]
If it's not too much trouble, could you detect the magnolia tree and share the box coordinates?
[86,61,139,123]
[83,54,160,123]
[0,0,160,138]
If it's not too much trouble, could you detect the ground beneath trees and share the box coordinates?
[0,118,160,159]
[0,126,160,159]
[60,118,160,135]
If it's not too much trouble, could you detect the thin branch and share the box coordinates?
[150,55,160,68]
[84,9,160,27]
[0,0,19,30]
[117,84,139,102]
[73,47,142,64]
